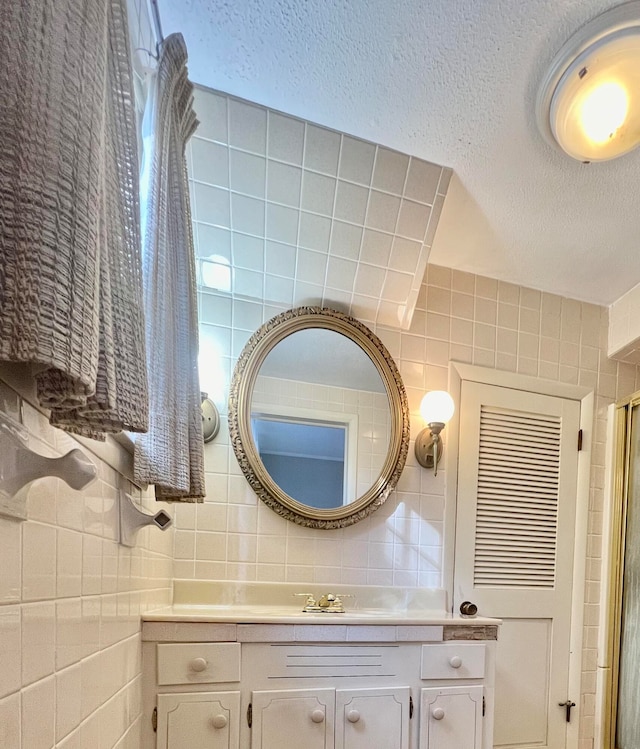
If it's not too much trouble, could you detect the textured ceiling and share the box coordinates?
[158,0,640,306]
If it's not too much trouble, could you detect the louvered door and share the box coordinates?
[454,381,580,749]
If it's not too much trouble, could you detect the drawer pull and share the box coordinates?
[189,657,208,672]
[347,710,361,723]
[432,707,445,721]
[211,714,228,730]
[311,709,325,723]
[449,656,463,669]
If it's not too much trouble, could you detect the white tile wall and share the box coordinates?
[188,86,451,330]
[0,374,174,749]
[191,265,640,749]
[608,280,640,363]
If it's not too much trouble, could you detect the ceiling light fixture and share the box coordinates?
[536,1,640,162]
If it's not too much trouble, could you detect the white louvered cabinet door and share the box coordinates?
[454,381,580,749]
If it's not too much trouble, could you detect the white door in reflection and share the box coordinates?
[252,413,356,509]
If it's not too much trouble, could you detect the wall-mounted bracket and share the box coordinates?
[118,490,172,547]
[0,413,97,521]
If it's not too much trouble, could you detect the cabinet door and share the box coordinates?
[251,689,335,749]
[156,691,240,749]
[336,687,410,749]
[420,686,483,749]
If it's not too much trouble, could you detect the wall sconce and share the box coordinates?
[201,393,220,443]
[414,391,455,475]
[536,2,640,162]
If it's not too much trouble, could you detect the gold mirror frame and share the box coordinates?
[228,306,410,529]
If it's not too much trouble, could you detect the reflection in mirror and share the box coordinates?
[252,416,349,509]
[251,328,391,510]
[228,307,409,529]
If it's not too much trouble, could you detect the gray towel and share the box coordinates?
[0,0,148,438]
[134,35,205,501]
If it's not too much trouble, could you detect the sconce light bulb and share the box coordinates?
[419,391,455,425]
[415,391,454,475]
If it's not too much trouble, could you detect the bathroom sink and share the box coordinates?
[142,580,486,624]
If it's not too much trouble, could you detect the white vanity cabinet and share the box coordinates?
[141,621,497,749]
[156,691,240,749]
[420,686,483,749]
[251,686,410,749]
[152,640,242,749]
[251,688,334,748]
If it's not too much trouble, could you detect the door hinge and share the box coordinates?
[247,702,252,728]
[152,707,157,733]
[482,696,486,717]
[577,429,583,451]
[410,695,414,719]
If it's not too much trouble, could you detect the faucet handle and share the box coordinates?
[294,593,317,609]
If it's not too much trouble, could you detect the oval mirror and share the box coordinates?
[228,307,410,528]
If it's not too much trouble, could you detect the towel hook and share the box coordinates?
[118,490,172,547]
[0,413,97,520]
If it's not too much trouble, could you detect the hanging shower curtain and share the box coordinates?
[133,33,205,501]
[0,0,148,437]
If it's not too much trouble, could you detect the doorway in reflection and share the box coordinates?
[252,415,351,509]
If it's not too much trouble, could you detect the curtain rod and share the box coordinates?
[149,0,165,44]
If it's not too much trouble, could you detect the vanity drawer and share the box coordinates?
[421,643,485,680]
[157,643,241,685]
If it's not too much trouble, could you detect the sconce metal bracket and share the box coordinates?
[414,422,445,474]
[201,394,220,443]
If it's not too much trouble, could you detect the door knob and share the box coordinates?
[311,709,325,723]
[211,714,228,729]
[459,601,478,617]
[449,655,463,668]
[347,709,361,723]
[432,707,445,720]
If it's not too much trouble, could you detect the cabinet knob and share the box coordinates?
[432,707,445,721]
[347,709,361,723]
[310,709,325,723]
[449,655,463,669]
[189,657,208,672]
[211,714,228,729]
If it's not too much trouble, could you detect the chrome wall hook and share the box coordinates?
[118,490,172,547]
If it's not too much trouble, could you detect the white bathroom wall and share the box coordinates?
[180,262,640,749]
[0,371,175,749]
[188,86,451,329]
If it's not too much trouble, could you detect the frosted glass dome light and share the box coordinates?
[415,390,455,476]
[537,2,640,162]
[419,390,455,426]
